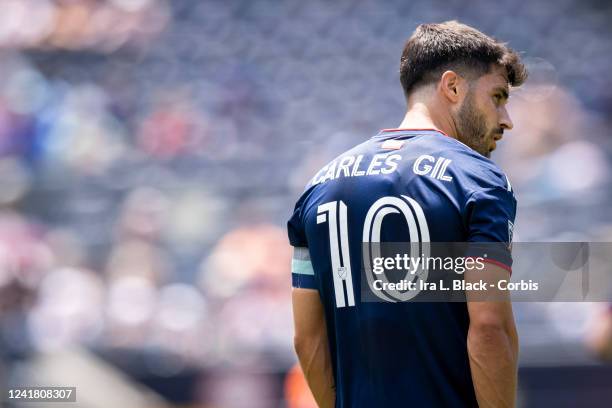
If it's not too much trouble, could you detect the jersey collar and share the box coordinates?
[378,128,451,137]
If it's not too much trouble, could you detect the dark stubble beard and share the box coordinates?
[455,90,491,158]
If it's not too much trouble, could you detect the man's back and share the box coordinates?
[289,129,516,407]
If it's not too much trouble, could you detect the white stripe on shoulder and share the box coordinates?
[293,247,310,261]
[292,247,314,276]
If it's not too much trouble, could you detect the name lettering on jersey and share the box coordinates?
[312,153,402,185]
[412,155,453,182]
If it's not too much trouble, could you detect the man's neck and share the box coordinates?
[397,102,458,139]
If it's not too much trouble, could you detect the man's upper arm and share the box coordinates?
[466,262,514,323]
[292,287,326,340]
[292,247,318,289]
[464,164,517,273]
[463,165,517,321]
[288,193,319,290]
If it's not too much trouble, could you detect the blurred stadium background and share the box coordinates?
[0,0,611,407]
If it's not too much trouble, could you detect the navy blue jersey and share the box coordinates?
[288,129,516,407]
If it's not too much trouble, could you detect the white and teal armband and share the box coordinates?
[291,247,317,289]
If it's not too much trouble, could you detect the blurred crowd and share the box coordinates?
[0,0,611,406]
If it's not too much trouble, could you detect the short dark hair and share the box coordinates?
[399,21,527,98]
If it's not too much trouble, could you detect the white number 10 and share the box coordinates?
[317,196,430,308]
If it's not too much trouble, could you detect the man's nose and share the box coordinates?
[500,106,513,130]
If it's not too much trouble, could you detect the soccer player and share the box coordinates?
[289,21,527,407]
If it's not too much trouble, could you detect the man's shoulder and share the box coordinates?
[432,139,512,194]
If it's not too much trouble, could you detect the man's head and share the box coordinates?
[399,21,527,157]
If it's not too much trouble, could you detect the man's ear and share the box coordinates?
[439,70,465,103]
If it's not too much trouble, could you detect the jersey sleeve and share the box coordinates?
[464,172,517,272]
[287,198,317,289]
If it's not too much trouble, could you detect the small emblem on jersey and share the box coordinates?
[508,220,514,250]
[413,155,453,181]
[336,266,347,279]
[381,140,405,150]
